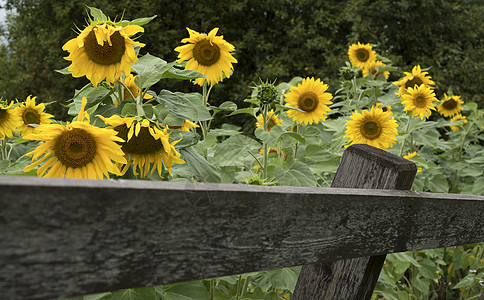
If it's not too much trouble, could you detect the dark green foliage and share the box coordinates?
[0,0,482,122]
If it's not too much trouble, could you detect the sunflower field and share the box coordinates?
[0,7,483,300]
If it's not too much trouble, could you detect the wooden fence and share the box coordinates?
[1,144,483,299]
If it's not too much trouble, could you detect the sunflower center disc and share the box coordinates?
[193,39,221,66]
[405,77,423,89]
[115,124,164,155]
[415,95,427,108]
[298,92,318,112]
[266,117,276,130]
[0,108,6,123]
[84,30,126,65]
[443,99,457,110]
[361,120,381,139]
[54,128,97,168]
[356,49,370,62]
[23,109,40,124]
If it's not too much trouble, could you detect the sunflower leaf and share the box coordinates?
[157,90,212,121]
[132,54,175,89]
[87,6,108,23]
[211,135,261,167]
[274,161,317,187]
[180,147,221,183]
[162,66,205,80]
[120,16,157,27]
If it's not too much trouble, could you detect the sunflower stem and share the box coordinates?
[0,139,7,160]
[294,123,300,159]
[451,121,475,191]
[399,114,413,157]
[262,105,269,180]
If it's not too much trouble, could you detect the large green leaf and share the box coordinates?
[157,90,212,121]
[169,130,199,149]
[268,266,301,293]
[87,6,108,23]
[162,66,205,80]
[120,16,157,27]
[68,84,113,116]
[132,54,175,89]
[180,147,221,183]
[275,161,317,187]
[161,281,209,300]
[111,287,157,300]
[211,135,261,167]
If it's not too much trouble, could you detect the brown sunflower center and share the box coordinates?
[356,49,370,63]
[83,29,126,65]
[193,39,221,66]
[414,95,427,108]
[114,124,164,155]
[442,99,457,110]
[405,77,423,89]
[361,120,382,139]
[0,108,7,123]
[22,108,40,124]
[54,128,97,168]
[298,92,319,112]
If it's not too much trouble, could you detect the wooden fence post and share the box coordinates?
[292,144,417,300]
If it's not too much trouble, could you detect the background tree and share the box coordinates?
[0,0,482,124]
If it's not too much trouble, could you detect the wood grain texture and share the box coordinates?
[0,148,482,299]
[293,144,417,300]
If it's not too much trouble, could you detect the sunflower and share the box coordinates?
[122,73,154,101]
[362,60,390,80]
[348,42,377,68]
[14,95,54,137]
[23,98,126,179]
[256,109,282,132]
[437,93,463,117]
[99,115,185,178]
[0,101,22,139]
[345,106,398,150]
[393,65,435,97]
[62,22,145,87]
[284,77,333,125]
[175,27,237,86]
[450,114,467,131]
[401,84,437,120]
[376,102,392,113]
[166,119,199,132]
[403,151,419,160]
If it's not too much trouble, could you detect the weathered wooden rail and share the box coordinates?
[1,144,483,299]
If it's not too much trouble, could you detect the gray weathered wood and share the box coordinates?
[0,146,483,299]
[293,144,417,300]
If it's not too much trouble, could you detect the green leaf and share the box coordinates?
[169,130,199,149]
[132,54,175,89]
[162,281,209,300]
[279,132,305,144]
[120,15,157,27]
[255,126,283,148]
[268,266,301,293]
[163,114,186,126]
[121,103,137,116]
[157,90,211,121]
[83,292,112,300]
[275,161,317,187]
[389,252,421,267]
[87,6,108,22]
[68,84,112,116]
[418,259,439,280]
[410,276,430,294]
[453,273,476,289]
[229,107,259,116]
[111,287,157,300]
[162,67,205,80]
[180,147,221,183]
[212,135,261,167]
[218,101,237,111]
[55,66,71,75]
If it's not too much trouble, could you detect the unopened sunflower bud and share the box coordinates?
[255,82,279,105]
